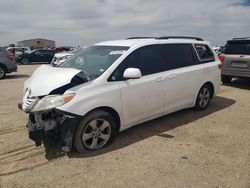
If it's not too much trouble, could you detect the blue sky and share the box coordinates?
[0,0,249,47]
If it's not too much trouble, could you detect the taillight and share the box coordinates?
[218,54,225,69]
[7,55,15,61]
[219,55,225,62]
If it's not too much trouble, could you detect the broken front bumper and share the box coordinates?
[18,104,81,152]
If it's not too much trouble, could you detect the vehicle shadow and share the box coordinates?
[43,96,235,160]
[3,74,30,80]
[223,78,250,90]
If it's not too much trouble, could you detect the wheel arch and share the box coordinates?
[203,81,214,99]
[0,63,7,72]
[82,106,121,132]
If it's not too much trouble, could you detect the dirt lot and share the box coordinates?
[0,65,249,188]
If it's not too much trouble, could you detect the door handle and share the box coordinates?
[155,77,165,82]
[167,74,177,79]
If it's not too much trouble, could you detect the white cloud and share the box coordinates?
[0,0,249,46]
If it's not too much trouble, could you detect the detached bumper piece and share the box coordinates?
[27,109,81,153]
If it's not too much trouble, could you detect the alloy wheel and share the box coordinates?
[0,67,5,79]
[198,87,210,108]
[82,119,111,150]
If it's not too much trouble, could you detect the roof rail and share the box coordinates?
[157,36,203,41]
[232,37,250,40]
[127,37,155,39]
[126,36,204,41]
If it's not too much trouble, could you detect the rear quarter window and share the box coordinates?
[194,44,215,63]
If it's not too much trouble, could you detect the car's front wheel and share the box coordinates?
[194,84,211,110]
[0,66,6,79]
[21,58,30,65]
[74,110,116,153]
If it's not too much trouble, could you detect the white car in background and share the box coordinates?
[51,47,83,66]
[7,47,31,57]
[51,52,73,67]
[19,37,221,153]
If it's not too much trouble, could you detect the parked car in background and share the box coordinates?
[219,37,250,83]
[7,47,31,57]
[0,47,17,79]
[19,37,221,153]
[16,49,55,64]
[51,53,73,67]
[51,47,83,67]
[213,46,224,54]
[52,46,73,53]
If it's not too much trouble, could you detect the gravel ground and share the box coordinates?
[0,65,249,188]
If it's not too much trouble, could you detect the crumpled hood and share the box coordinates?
[25,65,86,97]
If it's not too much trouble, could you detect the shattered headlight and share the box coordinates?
[31,93,75,112]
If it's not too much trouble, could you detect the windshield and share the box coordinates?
[59,45,129,78]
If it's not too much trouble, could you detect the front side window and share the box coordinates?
[110,45,163,81]
[194,44,214,62]
[60,46,129,78]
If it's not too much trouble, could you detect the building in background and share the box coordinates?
[17,38,56,49]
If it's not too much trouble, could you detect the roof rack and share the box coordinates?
[232,37,250,40]
[127,36,203,41]
[157,36,203,41]
[127,37,155,39]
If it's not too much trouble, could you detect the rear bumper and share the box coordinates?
[221,68,250,78]
[7,63,17,73]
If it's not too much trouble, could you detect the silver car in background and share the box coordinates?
[51,47,83,67]
[0,47,17,79]
[220,37,250,83]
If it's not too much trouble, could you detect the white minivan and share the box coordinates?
[19,37,221,153]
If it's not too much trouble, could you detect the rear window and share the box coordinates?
[224,42,250,55]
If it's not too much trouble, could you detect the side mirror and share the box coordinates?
[123,68,142,79]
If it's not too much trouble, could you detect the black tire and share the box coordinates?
[0,66,6,79]
[221,75,232,83]
[74,110,117,153]
[194,84,211,110]
[21,58,30,65]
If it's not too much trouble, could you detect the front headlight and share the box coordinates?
[31,93,75,112]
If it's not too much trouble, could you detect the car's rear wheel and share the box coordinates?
[0,66,6,79]
[74,110,116,153]
[221,75,232,83]
[21,58,30,65]
[194,84,211,110]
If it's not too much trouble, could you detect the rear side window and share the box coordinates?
[224,42,250,55]
[158,44,195,71]
[194,44,214,63]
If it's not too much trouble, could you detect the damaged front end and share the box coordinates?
[18,94,82,153]
[18,65,89,152]
[27,109,81,153]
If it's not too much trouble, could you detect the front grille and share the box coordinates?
[22,91,39,112]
